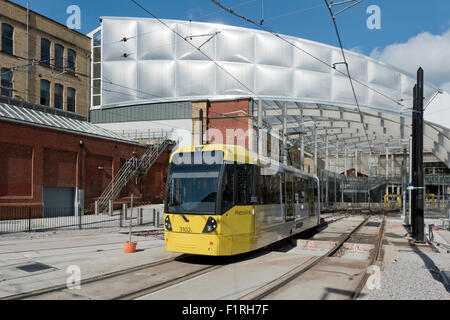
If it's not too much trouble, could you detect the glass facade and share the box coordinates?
[92,30,102,107]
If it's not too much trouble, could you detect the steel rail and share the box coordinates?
[240,215,371,300]
[119,217,349,300]
[1,255,187,300]
[116,264,224,300]
[352,216,386,299]
[4,214,352,300]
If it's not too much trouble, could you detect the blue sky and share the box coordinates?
[10,0,450,55]
[10,0,450,89]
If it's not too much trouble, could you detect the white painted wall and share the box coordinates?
[95,119,193,147]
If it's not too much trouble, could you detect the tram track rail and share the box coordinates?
[1,255,185,300]
[116,264,224,300]
[352,216,386,299]
[2,213,362,301]
[239,215,379,300]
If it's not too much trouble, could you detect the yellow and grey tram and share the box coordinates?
[164,145,320,256]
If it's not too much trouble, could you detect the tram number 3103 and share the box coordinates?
[180,227,192,233]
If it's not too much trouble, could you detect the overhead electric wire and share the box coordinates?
[209,0,408,109]
[264,4,324,22]
[129,0,294,139]
[323,0,372,152]
[192,0,258,20]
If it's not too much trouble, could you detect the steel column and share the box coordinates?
[300,105,305,171]
[325,135,329,206]
[344,147,347,177]
[386,147,389,179]
[283,102,288,165]
[412,68,425,242]
[314,126,318,175]
[258,100,263,157]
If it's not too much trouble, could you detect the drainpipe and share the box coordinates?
[26,1,30,101]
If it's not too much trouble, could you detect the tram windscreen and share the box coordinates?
[166,164,221,214]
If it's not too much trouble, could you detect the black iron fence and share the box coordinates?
[0,206,165,235]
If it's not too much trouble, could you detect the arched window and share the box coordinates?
[67,87,76,112]
[41,38,51,66]
[1,23,13,54]
[40,80,50,106]
[54,83,63,109]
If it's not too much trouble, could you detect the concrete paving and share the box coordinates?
[264,257,368,300]
[138,217,371,300]
[0,228,178,298]
[2,213,447,301]
[137,252,317,300]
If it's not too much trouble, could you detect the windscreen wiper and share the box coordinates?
[182,215,190,223]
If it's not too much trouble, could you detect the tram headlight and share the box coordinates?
[203,217,218,234]
[165,216,172,231]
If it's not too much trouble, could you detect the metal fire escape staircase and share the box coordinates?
[96,139,173,215]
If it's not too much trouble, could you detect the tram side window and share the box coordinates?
[258,171,269,205]
[304,179,316,217]
[284,174,294,205]
[258,168,282,205]
[236,164,252,205]
[294,177,301,204]
[271,173,281,204]
[222,165,235,213]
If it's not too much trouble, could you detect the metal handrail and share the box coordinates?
[96,140,172,214]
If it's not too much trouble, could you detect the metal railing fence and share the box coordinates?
[0,207,165,235]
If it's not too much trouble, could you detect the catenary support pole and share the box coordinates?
[409,135,412,226]
[314,126,318,176]
[325,135,329,206]
[282,102,288,165]
[258,99,263,157]
[413,68,425,242]
[300,105,305,171]
[386,147,389,179]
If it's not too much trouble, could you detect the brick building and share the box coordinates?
[0,0,91,117]
[0,103,170,218]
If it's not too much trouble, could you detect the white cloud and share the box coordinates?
[348,46,364,55]
[370,29,450,92]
